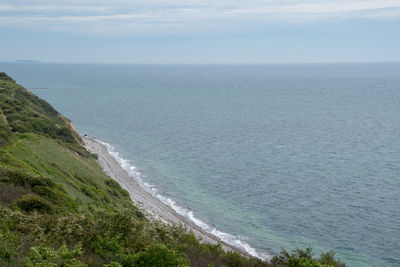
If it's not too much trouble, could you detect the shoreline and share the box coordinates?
[82,136,260,259]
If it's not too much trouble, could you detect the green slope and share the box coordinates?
[0,73,344,267]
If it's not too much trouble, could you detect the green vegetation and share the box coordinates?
[0,72,345,266]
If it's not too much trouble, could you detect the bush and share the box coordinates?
[130,244,190,267]
[0,228,19,265]
[319,251,346,267]
[32,186,57,200]
[222,251,247,267]
[15,194,53,213]
[269,248,345,267]
[0,73,14,82]
[105,178,120,189]
[92,233,122,260]
[23,244,86,267]
[56,127,75,143]
[0,167,55,189]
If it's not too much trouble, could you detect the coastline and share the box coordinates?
[82,136,260,259]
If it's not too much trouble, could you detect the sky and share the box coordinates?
[0,0,399,63]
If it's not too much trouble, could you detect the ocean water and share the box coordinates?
[1,62,399,266]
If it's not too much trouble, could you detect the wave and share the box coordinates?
[96,138,269,260]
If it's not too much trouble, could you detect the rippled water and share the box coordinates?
[1,63,399,266]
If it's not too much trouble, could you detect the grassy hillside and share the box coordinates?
[0,73,345,267]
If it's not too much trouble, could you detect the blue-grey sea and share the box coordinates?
[1,62,399,267]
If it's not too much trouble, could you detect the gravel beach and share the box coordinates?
[83,136,252,257]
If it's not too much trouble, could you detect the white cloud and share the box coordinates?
[0,0,399,34]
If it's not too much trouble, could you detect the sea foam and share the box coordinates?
[95,138,269,260]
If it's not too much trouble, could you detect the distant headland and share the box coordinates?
[14,59,42,63]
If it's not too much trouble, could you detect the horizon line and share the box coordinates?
[1,60,400,65]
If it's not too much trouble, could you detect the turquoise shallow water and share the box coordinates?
[1,63,399,266]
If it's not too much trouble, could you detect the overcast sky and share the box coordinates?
[1,0,399,63]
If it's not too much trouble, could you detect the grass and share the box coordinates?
[1,133,129,208]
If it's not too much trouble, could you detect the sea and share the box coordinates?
[1,62,399,267]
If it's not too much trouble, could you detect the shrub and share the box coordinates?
[105,178,120,189]
[222,251,247,267]
[56,127,75,143]
[0,228,19,265]
[32,186,56,200]
[23,244,86,267]
[319,251,346,267]
[15,194,53,213]
[0,73,14,82]
[0,167,55,189]
[92,234,122,260]
[130,244,190,267]
[270,248,345,267]
[121,189,129,197]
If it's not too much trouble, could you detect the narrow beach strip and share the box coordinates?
[82,136,259,259]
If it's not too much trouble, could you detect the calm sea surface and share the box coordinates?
[1,63,399,266]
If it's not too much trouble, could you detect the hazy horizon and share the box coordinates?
[1,0,399,64]
[3,60,400,65]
